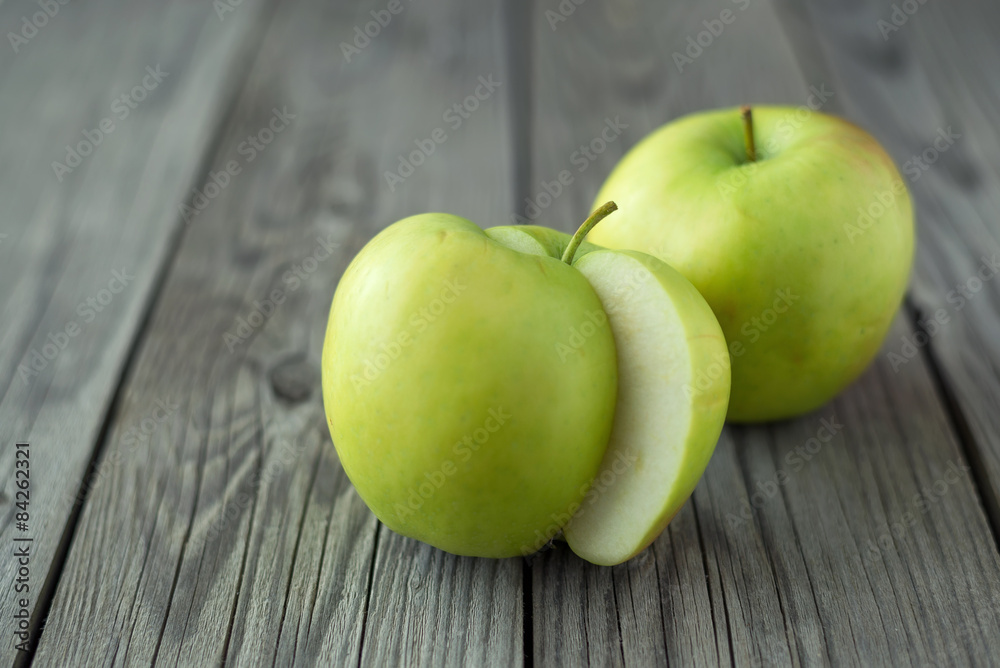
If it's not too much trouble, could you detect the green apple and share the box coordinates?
[322,208,618,558]
[323,204,729,563]
[590,106,914,422]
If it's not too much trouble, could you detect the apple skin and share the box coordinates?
[322,213,617,558]
[590,106,914,422]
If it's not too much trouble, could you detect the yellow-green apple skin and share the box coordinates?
[485,225,729,565]
[590,106,914,422]
[322,214,617,558]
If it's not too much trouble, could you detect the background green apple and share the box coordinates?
[590,106,914,422]
[322,213,617,558]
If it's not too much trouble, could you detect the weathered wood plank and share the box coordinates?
[32,0,522,665]
[0,0,270,663]
[354,0,524,664]
[528,0,1000,664]
[790,0,1000,551]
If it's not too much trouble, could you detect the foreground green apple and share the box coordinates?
[323,204,729,563]
[590,106,914,422]
[323,209,617,558]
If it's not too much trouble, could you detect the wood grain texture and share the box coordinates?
[788,0,1000,554]
[527,0,1000,664]
[8,0,1000,665]
[32,0,522,665]
[0,0,270,663]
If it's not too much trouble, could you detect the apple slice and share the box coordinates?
[486,210,729,564]
[564,249,730,566]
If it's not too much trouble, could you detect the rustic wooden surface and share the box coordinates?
[1,0,998,666]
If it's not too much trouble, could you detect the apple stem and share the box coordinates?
[561,201,618,264]
[740,105,756,162]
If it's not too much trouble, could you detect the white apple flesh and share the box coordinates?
[565,250,729,565]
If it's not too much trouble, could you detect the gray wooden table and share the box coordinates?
[2,0,999,665]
